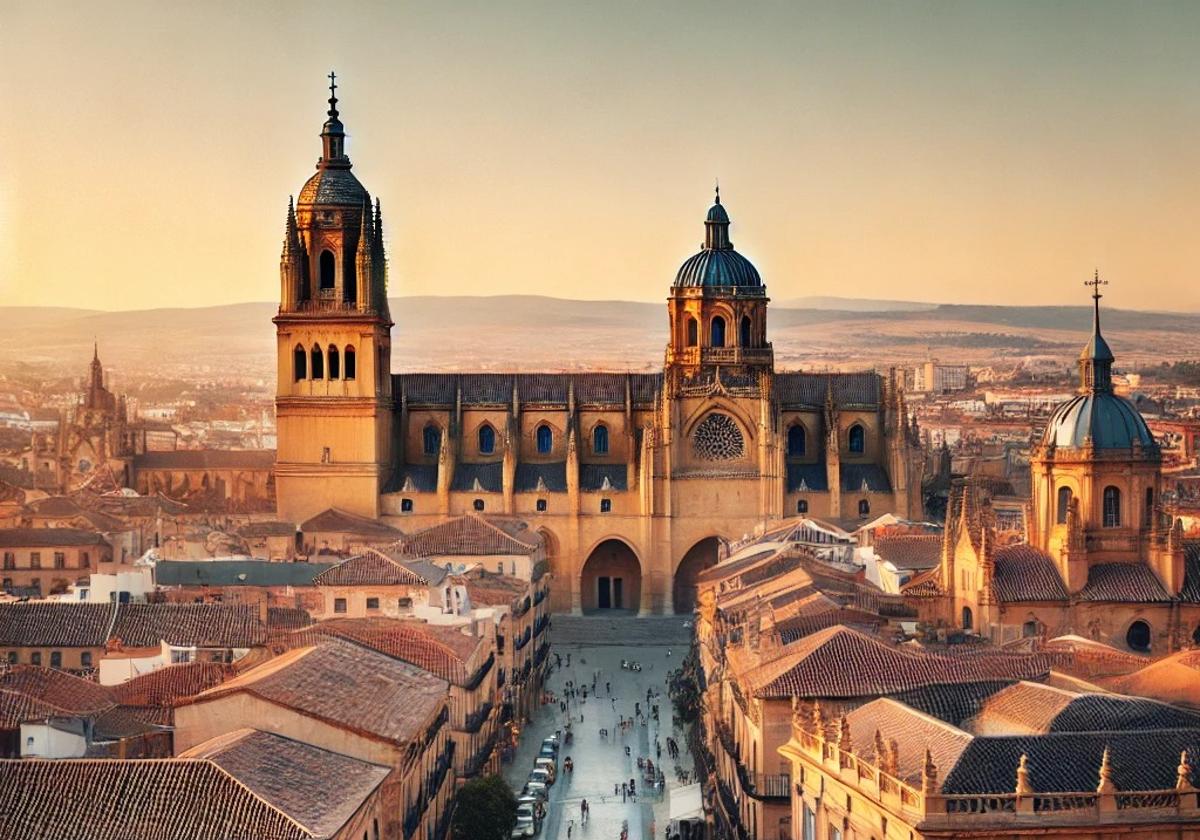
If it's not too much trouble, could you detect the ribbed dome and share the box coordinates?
[1042,391,1155,450]
[297,168,368,207]
[673,190,763,290]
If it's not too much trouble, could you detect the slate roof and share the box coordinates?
[0,603,116,647]
[0,527,111,548]
[844,698,974,786]
[184,729,390,838]
[515,462,567,493]
[0,729,388,840]
[841,463,892,493]
[749,625,1046,699]
[189,641,448,745]
[396,515,540,557]
[580,464,627,492]
[132,449,276,470]
[111,604,267,648]
[314,550,431,586]
[774,372,881,407]
[299,508,403,539]
[298,165,369,207]
[1180,541,1200,603]
[451,462,503,493]
[874,535,942,571]
[396,373,661,407]
[966,681,1200,735]
[991,545,1068,602]
[1077,562,1171,602]
[786,463,828,492]
[155,560,334,588]
[385,464,438,493]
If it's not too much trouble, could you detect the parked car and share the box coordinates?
[533,757,557,781]
[529,767,553,787]
[524,779,549,799]
[540,737,559,755]
[537,744,557,761]
[511,815,536,838]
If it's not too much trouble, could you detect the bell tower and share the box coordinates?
[274,73,393,522]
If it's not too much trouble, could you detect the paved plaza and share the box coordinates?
[504,639,695,840]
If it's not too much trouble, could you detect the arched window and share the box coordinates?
[536,424,553,454]
[1144,487,1154,528]
[1126,619,1151,652]
[328,345,340,379]
[787,424,806,457]
[797,499,808,514]
[423,424,441,456]
[473,499,485,512]
[593,424,609,455]
[962,606,974,631]
[711,316,726,348]
[740,316,752,348]
[1056,486,1072,524]
[1103,485,1122,528]
[293,345,307,381]
[600,498,612,513]
[536,499,547,512]
[344,346,356,380]
[319,250,336,290]
[478,424,496,455]
[848,424,865,454]
[400,498,413,513]
[310,345,324,379]
[687,318,698,347]
[858,499,871,517]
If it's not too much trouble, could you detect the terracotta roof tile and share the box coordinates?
[111,604,266,648]
[1077,562,1171,602]
[874,535,942,571]
[992,545,1068,602]
[190,640,448,745]
[844,698,974,787]
[299,507,403,539]
[283,618,483,684]
[0,603,116,647]
[396,514,540,557]
[314,549,431,586]
[1102,650,1200,708]
[0,527,111,548]
[0,667,115,715]
[900,567,944,597]
[267,607,315,630]
[110,662,233,707]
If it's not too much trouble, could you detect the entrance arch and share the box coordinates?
[581,539,641,613]
[674,537,721,614]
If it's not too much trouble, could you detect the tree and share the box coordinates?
[451,774,517,840]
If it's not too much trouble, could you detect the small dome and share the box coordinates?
[1042,392,1156,451]
[706,202,729,224]
[675,249,762,289]
[297,168,368,207]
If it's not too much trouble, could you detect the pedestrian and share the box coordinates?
[567,820,574,839]
[580,800,587,822]
[606,681,611,695]
[622,783,627,802]
[614,783,619,796]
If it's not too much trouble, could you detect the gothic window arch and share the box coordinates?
[858,499,870,517]
[796,499,808,514]
[962,606,973,631]
[328,345,340,379]
[687,318,698,347]
[293,345,307,381]
[740,315,752,348]
[711,316,727,348]
[423,424,441,457]
[310,345,324,379]
[848,423,865,454]
[592,424,609,455]
[787,424,806,457]
[536,424,553,454]
[1103,485,1121,528]
[1056,486,1072,524]
[319,250,336,291]
[1144,487,1154,528]
[478,424,496,455]
[692,413,745,461]
[344,346,356,380]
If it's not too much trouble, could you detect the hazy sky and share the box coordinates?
[2,1,1199,311]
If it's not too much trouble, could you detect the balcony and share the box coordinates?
[464,726,501,777]
[743,770,791,801]
[462,702,494,734]
[667,344,774,368]
[514,627,532,652]
[291,297,375,315]
[463,652,495,692]
[533,613,550,638]
[513,596,532,619]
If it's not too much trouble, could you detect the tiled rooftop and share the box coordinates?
[873,535,942,571]
[288,618,483,684]
[0,667,115,715]
[396,514,540,557]
[0,527,111,548]
[1077,562,1171,602]
[314,549,431,586]
[299,507,403,539]
[111,604,267,648]
[991,545,1068,602]
[0,603,116,648]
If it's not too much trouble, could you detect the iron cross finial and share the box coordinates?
[1085,268,1107,303]
[328,71,338,100]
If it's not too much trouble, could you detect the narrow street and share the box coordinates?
[505,642,695,840]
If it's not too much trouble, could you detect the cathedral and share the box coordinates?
[274,79,925,614]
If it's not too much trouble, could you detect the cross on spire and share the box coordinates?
[327,70,339,118]
[715,177,721,205]
[1086,268,1108,332]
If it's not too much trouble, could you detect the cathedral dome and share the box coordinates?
[1042,391,1155,450]
[673,189,763,290]
[297,167,368,207]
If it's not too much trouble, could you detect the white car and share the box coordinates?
[529,767,553,787]
[511,816,536,838]
[524,779,549,798]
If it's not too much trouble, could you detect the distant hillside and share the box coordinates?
[0,295,1197,379]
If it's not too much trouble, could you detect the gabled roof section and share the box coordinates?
[111,662,234,708]
[289,618,483,684]
[314,549,433,586]
[396,514,540,557]
[843,698,974,787]
[0,603,116,648]
[299,508,403,539]
[1077,562,1171,602]
[992,545,1068,602]
[0,666,115,715]
[966,680,1200,736]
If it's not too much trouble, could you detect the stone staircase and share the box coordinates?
[550,614,694,647]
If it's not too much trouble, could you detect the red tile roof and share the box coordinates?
[314,549,430,586]
[110,604,267,648]
[843,698,973,787]
[396,514,540,557]
[296,619,483,684]
[0,667,115,715]
[1078,562,1171,602]
[992,545,1068,602]
[873,535,942,571]
[110,662,234,708]
[188,640,448,745]
[0,527,111,548]
[299,508,402,539]
[0,603,116,648]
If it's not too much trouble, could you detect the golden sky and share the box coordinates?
[2,1,1199,311]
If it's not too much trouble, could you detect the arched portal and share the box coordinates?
[581,540,641,613]
[674,537,721,614]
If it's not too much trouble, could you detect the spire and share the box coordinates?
[282,196,301,256]
[704,184,732,250]
[1079,269,1114,393]
[319,71,349,167]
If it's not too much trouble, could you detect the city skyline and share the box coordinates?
[3,0,1200,312]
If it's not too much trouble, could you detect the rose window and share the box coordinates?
[692,413,745,461]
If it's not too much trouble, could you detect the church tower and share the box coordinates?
[274,74,393,522]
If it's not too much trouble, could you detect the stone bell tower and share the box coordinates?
[274,73,393,522]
